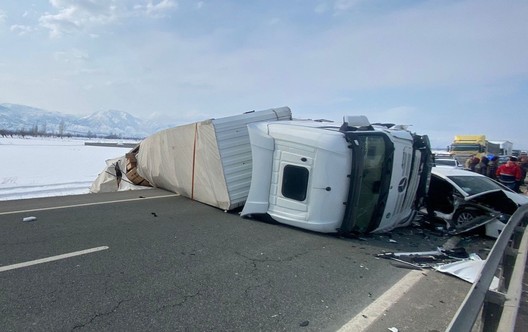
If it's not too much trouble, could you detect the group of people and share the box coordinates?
[465,153,528,193]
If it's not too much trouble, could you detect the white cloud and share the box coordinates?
[146,0,177,15]
[2,0,527,148]
[288,0,528,92]
[54,49,90,64]
[39,2,118,37]
[39,0,177,37]
[316,0,363,15]
[0,9,7,23]
[10,24,34,35]
[333,0,362,13]
[55,49,89,62]
[134,0,178,18]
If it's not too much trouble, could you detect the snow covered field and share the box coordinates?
[0,137,136,201]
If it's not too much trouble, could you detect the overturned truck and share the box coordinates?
[92,108,432,235]
[241,116,432,234]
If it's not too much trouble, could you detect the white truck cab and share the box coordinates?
[241,116,431,234]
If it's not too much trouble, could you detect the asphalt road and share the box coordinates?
[0,189,488,331]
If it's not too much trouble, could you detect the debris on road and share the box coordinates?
[432,253,499,290]
[376,237,500,289]
[388,258,423,270]
[22,216,37,222]
[377,247,469,268]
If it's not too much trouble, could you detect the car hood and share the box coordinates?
[464,190,520,215]
[503,191,528,206]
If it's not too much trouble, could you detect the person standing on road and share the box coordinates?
[464,155,475,170]
[519,153,528,186]
[496,157,522,191]
[487,156,499,180]
[115,161,123,190]
[468,156,480,172]
[474,156,489,176]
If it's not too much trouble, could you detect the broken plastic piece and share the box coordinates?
[389,258,423,270]
[484,219,505,239]
[433,254,499,291]
[22,216,37,222]
[377,247,469,268]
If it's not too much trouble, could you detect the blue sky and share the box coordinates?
[0,0,527,149]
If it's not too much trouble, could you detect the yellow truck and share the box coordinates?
[448,135,501,164]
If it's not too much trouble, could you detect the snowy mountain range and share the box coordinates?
[0,103,179,138]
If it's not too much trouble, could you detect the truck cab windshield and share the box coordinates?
[341,133,394,233]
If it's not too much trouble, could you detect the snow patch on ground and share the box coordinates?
[0,137,135,201]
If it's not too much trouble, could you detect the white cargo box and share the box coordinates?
[136,107,292,210]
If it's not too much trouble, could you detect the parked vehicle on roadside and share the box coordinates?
[424,167,528,238]
[498,155,510,165]
[434,158,463,169]
[447,135,501,165]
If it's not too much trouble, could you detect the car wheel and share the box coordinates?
[454,210,475,225]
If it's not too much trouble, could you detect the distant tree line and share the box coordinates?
[0,127,71,138]
[0,126,144,140]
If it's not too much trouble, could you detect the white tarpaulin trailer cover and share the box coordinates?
[136,107,292,210]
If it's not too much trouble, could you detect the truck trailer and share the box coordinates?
[91,107,293,210]
[241,116,432,234]
[488,140,513,157]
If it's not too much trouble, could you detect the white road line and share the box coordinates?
[0,193,179,216]
[0,246,109,272]
[337,270,424,332]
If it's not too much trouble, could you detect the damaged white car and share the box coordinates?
[424,167,528,238]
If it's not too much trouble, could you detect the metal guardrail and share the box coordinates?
[446,203,528,332]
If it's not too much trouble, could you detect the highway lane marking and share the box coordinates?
[0,193,180,216]
[0,246,109,273]
[337,270,424,332]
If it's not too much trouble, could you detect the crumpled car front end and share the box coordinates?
[435,190,518,238]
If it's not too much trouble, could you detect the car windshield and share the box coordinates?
[447,175,505,195]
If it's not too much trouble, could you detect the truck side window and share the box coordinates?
[282,165,309,201]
